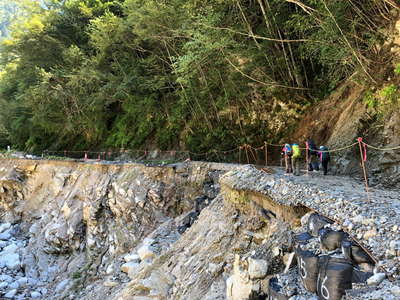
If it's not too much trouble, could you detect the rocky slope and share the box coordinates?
[0,159,399,299]
[291,17,400,188]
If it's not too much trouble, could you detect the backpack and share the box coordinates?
[320,146,330,161]
[292,144,301,158]
[284,144,292,155]
[307,139,317,155]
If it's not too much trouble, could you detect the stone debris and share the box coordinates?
[275,267,317,299]
[221,165,400,278]
[247,257,269,279]
[366,273,386,286]
[345,279,400,300]
[0,223,45,299]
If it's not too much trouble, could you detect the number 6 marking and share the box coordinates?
[321,275,330,300]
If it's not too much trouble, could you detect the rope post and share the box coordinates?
[187,151,191,161]
[245,145,250,164]
[251,147,258,164]
[357,137,370,202]
[305,142,309,176]
[264,142,268,167]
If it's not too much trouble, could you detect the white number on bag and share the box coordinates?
[321,275,330,300]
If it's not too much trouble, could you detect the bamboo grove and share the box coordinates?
[0,0,398,152]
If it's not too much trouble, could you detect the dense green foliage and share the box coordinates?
[0,0,396,152]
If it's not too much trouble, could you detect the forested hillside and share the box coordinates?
[0,0,398,153]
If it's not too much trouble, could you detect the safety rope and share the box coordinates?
[362,143,400,151]
[298,142,359,152]
[27,139,400,167]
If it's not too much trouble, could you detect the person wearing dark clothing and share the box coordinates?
[306,138,319,171]
[319,146,330,175]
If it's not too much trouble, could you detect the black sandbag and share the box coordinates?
[317,255,353,300]
[341,239,375,265]
[319,228,348,251]
[268,277,289,300]
[307,213,333,237]
[294,232,313,244]
[352,268,373,283]
[295,247,319,293]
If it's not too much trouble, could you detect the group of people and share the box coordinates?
[281,138,331,176]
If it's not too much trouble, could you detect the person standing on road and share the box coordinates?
[291,143,301,176]
[319,145,330,175]
[306,138,319,171]
[282,144,293,173]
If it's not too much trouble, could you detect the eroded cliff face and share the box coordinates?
[0,160,299,300]
[0,160,231,299]
[0,160,399,300]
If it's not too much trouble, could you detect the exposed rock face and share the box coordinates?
[0,167,25,222]
[0,160,225,299]
[0,159,398,299]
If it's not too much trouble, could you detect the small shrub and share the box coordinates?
[380,84,398,107]
[363,90,377,109]
[394,64,400,75]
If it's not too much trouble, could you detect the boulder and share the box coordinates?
[9,281,19,289]
[226,275,252,300]
[367,273,386,286]
[137,245,156,261]
[16,277,28,287]
[4,289,17,298]
[0,232,11,240]
[121,262,140,278]
[0,253,20,269]
[55,279,71,292]
[226,255,263,300]
[0,223,11,233]
[391,286,400,296]
[104,280,119,287]
[30,291,41,299]
[123,253,140,263]
[0,275,13,283]
[247,258,268,279]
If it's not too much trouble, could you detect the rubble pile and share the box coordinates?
[0,223,46,299]
[221,165,400,277]
[221,165,400,299]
